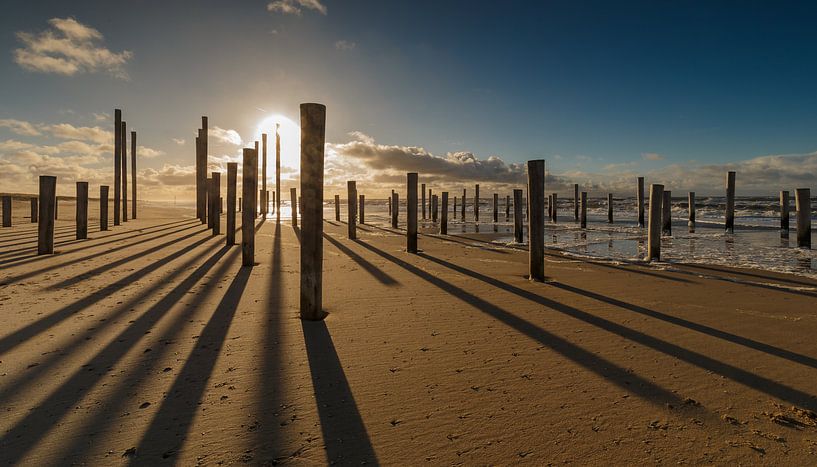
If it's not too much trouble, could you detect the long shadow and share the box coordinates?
[0,231,79,251]
[302,319,379,464]
[673,263,817,297]
[353,241,695,410]
[678,263,817,288]
[424,233,511,254]
[0,245,231,464]
[129,259,249,463]
[543,251,694,284]
[416,252,817,412]
[323,233,399,285]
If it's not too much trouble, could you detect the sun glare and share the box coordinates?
[254,114,300,180]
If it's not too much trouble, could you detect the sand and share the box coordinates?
[2,203,817,465]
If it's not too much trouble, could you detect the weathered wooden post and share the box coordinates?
[276,123,281,222]
[290,188,297,226]
[211,172,221,235]
[347,181,357,239]
[552,193,558,223]
[725,171,736,233]
[389,190,393,216]
[441,192,449,235]
[1,196,10,227]
[528,160,545,281]
[54,196,59,220]
[662,190,672,236]
[75,182,88,239]
[130,130,137,219]
[431,195,438,222]
[453,196,457,219]
[688,192,696,233]
[206,177,213,228]
[392,191,399,228]
[580,192,587,229]
[262,133,268,215]
[100,186,108,231]
[359,194,365,224]
[30,197,38,223]
[492,193,498,222]
[407,173,418,252]
[196,130,206,224]
[421,182,426,220]
[573,183,580,222]
[272,191,275,213]
[796,188,811,249]
[122,121,128,222]
[474,184,480,221]
[637,177,645,227]
[300,103,326,321]
[38,176,56,255]
[505,195,510,221]
[548,194,553,221]
[242,148,258,266]
[334,194,340,221]
[113,109,121,226]
[513,189,523,243]
[461,188,466,219]
[266,190,270,215]
[647,184,664,261]
[227,163,237,246]
[607,193,614,223]
[780,190,790,238]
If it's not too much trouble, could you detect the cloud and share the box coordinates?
[267,0,327,15]
[210,126,243,146]
[93,112,110,122]
[334,40,356,51]
[641,152,665,161]
[13,17,133,79]
[137,146,164,158]
[46,123,110,144]
[172,138,185,145]
[0,119,41,136]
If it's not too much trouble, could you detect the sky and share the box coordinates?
[1,0,817,200]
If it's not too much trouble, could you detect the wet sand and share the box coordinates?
[2,205,817,464]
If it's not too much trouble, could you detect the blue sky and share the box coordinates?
[2,1,817,198]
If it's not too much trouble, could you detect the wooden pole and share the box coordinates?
[100,186,108,231]
[780,190,790,238]
[131,130,137,219]
[441,192,449,234]
[607,193,613,223]
[474,184,479,221]
[407,173,418,252]
[392,191,399,228]
[388,190,393,216]
[196,131,206,223]
[548,194,552,221]
[528,160,545,281]
[38,176,56,255]
[242,148,258,266]
[276,124,281,223]
[114,109,121,226]
[206,178,213,228]
[55,196,59,220]
[239,197,242,212]
[725,171,736,233]
[796,188,811,249]
[76,182,88,239]
[505,195,510,221]
[290,188,297,226]
[462,188,466,219]
[513,189,523,243]
[431,195,438,222]
[272,191,275,213]
[580,192,587,229]
[421,182,426,220]
[212,172,221,235]
[574,183,579,222]
[662,190,672,236]
[1,196,10,227]
[637,177,645,227]
[334,194,340,221]
[492,193,498,222]
[688,192,696,233]
[359,194,365,224]
[552,193,558,223]
[647,184,664,261]
[30,197,38,223]
[299,103,326,321]
[122,121,127,222]
[262,133,267,215]
[227,163,237,246]
[347,181,357,239]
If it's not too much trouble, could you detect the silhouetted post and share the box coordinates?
[272,192,275,213]
[300,103,326,321]
[212,172,221,235]
[505,195,510,221]
[75,182,88,239]
[30,197,38,223]
[607,193,613,223]
[196,131,206,223]
[262,133,267,215]
[513,189,523,243]
[266,190,270,215]
[431,195,438,222]
[114,109,121,226]
[1,196,10,227]
[662,190,672,236]
[573,184,579,222]
[130,130,136,219]
[388,190,393,216]
[796,188,811,249]
[548,194,552,221]
[407,172,418,252]
[647,184,664,261]
[580,192,587,229]
[725,171,736,233]
[38,176,56,255]
[637,177,645,227]
[441,192,449,235]
[206,178,213,229]
[552,193,558,223]
[392,192,399,228]
[227,163,237,246]
[359,194,365,224]
[461,188,466,219]
[453,196,457,219]
[421,182,426,220]
[100,186,108,231]
[780,190,790,238]
[55,197,59,220]
[290,188,297,226]
[334,194,340,221]
[242,148,258,266]
[276,124,281,222]
[688,192,696,233]
[347,181,357,239]
[492,193,498,222]
[122,121,128,222]
[528,160,545,281]
[239,197,242,212]
[474,184,480,221]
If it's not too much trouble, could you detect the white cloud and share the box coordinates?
[641,152,665,161]
[46,123,110,144]
[335,40,356,51]
[13,17,133,79]
[210,126,243,146]
[267,0,327,16]
[0,119,41,136]
[136,146,164,158]
[93,112,110,122]
[172,138,185,145]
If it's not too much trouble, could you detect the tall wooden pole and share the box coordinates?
[725,171,736,233]
[647,184,664,261]
[276,124,281,222]
[211,172,221,235]
[407,173,418,252]
[76,182,88,239]
[453,196,457,219]
[1,196,10,227]
[505,195,510,221]
[359,194,365,224]
[662,190,672,236]
[262,133,268,215]
[226,163,237,245]
[552,193,558,223]
[334,194,340,221]
[492,193,498,222]
[30,197,38,223]
[637,177,645,227]
[513,189,523,243]
[421,182,426,220]
[300,103,326,321]
[431,195,438,222]
[100,186,108,231]
[131,130,137,219]
[38,176,56,255]
[206,177,213,228]
[392,191,399,228]
[441,192,449,235]
[607,193,613,223]
[780,190,790,238]
[242,148,258,266]
[461,188,466,219]
[528,160,545,281]
[796,188,811,249]
[474,184,480,221]
[113,109,121,226]
[574,183,580,222]
[290,188,298,226]
[580,192,587,229]
[196,131,206,223]
[688,192,696,233]
[121,121,128,222]
[347,181,357,239]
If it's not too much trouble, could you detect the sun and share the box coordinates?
[253,114,300,181]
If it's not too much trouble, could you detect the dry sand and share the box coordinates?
[2,203,817,465]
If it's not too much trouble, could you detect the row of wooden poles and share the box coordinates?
[4,108,139,255]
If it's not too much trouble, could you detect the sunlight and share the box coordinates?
[253,113,300,181]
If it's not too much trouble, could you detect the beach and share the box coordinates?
[1,203,817,464]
